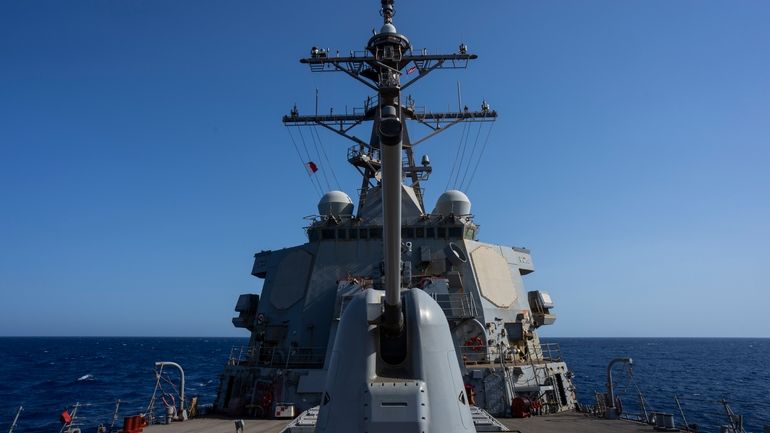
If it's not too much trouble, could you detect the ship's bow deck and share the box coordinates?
[144,418,287,433]
[500,412,655,432]
[144,413,655,433]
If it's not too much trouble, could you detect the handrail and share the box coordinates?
[227,345,327,368]
[155,362,186,418]
[428,292,478,319]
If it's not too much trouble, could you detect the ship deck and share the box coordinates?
[500,412,654,432]
[144,412,654,433]
[144,417,287,433]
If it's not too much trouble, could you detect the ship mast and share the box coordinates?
[282,0,497,217]
[287,5,501,433]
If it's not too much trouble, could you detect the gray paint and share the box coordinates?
[316,289,475,433]
[213,0,576,421]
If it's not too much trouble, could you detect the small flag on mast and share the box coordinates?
[306,161,319,174]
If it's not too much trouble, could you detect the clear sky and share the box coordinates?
[1,1,768,337]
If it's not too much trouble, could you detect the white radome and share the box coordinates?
[317,190,354,218]
[433,189,472,216]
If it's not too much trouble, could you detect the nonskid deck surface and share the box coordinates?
[501,412,654,433]
[144,413,653,433]
[144,418,287,433]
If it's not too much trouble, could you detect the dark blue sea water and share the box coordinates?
[0,337,244,433]
[0,337,768,433]
[553,338,770,432]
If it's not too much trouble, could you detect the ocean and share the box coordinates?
[0,337,767,433]
[555,338,770,432]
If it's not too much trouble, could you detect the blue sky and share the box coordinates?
[1,1,768,337]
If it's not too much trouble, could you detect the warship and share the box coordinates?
[213,0,575,425]
[198,4,761,433]
[12,2,764,433]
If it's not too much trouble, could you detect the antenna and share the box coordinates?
[284,5,496,215]
[380,0,394,24]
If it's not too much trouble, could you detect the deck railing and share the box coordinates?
[459,344,493,365]
[227,345,326,368]
[428,292,478,320]
[459,341,563,366]
[531,342,562,362]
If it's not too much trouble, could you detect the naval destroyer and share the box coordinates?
[213,0,575,422]
[15,2,762,433]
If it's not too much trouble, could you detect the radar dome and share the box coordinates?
[380,23,397,34]
[318,191,354,218]
[433,190,471,216]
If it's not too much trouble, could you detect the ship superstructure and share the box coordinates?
[215,0,576,419]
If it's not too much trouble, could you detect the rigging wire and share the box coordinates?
[307,125,331,191]
[144,366,182,419]
[145,366,164,414]
[464,120,496,193]
[285,127,322,198]
[296,127,326,194]
[452,121,480,189]
[458,121,485,190]
[446,121,469,192]
[160,373,180,396]
[312,126,341,190]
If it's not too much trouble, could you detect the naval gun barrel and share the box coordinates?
[380,103,404,333]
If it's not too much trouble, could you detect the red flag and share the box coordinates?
[306,161,318,174]
[60,410,72,425]
[407,65,417,74]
